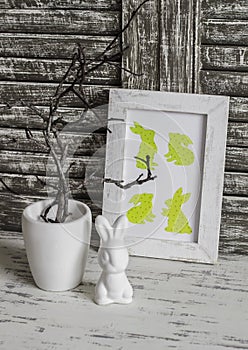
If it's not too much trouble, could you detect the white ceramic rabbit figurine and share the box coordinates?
[94,215,133,305]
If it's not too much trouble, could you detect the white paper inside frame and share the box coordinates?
[121,109,207,244]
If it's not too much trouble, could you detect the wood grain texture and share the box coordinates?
[201,19,248,46]
[202,0,248,20]
[122,0,160,90]
[0,82,111,108]
[1,97,247,124]
[221,197,248,255]
[160,0,194,92]
[223,172,248,196]
[0,105,108,130]
[201,46,248,72]
[0,58,120,85]
[199,70,248,97]
[227,122,248,147]
[0,128,106,154]
[0,0,121,10]
[0,34,119,59]
[225,147,248,172]
[0,150,105,177]
[0,9,120,35]
[0,173,91,198]
[229,97,248,122]
[0,234,247,349]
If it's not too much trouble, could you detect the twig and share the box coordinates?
[89,0,150,63]
[0,178,21,196]
[104,155,157,190]
[35,175,58,190]
[107,61,143,76]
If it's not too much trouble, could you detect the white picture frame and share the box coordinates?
[102,88,229,264]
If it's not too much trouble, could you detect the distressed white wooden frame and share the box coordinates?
[103,89,229,264]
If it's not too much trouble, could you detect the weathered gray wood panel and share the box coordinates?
[0,4,119,237]
[202,0,248,20]
[225,147,248,172]
[221,196,248,255]
[227,122,248,147]
[0,173,87,197]
[0,82,111,107]
[201,46,248,72]
[199,0,248,256]
[1,97,248,123]
[0,34,118,59]
[122,0,160,90]
[0,0,121,10]
[160,0,194,92]
[0,58,120,85]
[229,97,248,122]
[200,71,248,97]
[0,105,107,130]
[0,10,120,35]
[223,173,248,196]
[0,129,106,154]
[201,20,248,46]
[0,151,104,177]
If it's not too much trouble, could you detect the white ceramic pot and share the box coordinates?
[22,199,92,291]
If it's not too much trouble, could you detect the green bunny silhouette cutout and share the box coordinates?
[130,121,158,170]
[165,133,194,166]
[161,187,192,234]
[127,193,155,224]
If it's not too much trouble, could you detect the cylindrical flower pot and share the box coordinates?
[22,199,92,292]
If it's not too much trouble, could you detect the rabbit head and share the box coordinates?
[95,215,129,273]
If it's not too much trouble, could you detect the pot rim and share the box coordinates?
[22,198,91,226]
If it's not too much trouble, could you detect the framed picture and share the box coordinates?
[102,89,229,263]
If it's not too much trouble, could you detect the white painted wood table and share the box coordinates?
[0,231,247,350]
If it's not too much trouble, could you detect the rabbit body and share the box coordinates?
[94,215,133,305]
[95,267,133,305]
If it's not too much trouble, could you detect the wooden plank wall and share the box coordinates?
[0,0,122,231]
[0,0,247,255]
[198,0,248,254]
[123,0,248,255]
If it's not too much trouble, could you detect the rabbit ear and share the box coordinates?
[113,215,128,240]
[95,215,112,242]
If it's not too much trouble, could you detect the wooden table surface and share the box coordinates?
[0,230,247,350]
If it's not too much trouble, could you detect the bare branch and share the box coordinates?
[104,155,157,190]
[35,175,58,190]
[21,101,47,122]
[89,0,150,63]
[107,61,143,76]
[4,0,150,223]
[0,178,21,196]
